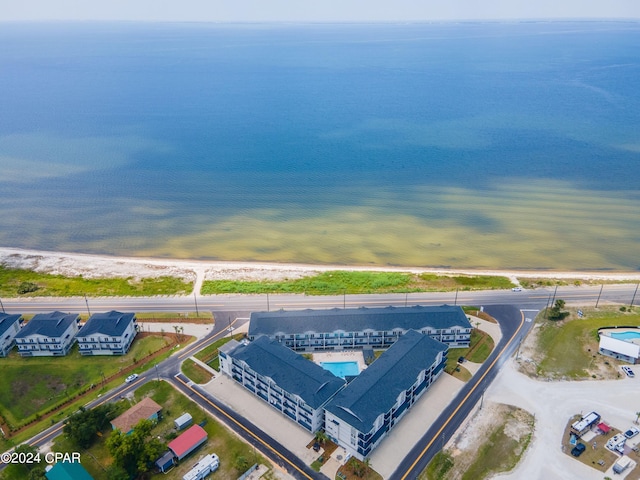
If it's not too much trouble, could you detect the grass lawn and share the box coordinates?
[201,271,515,295]
[135,311,213,323]
[181,359,213,384]
[0,266,193,297]
[0,335,171,430]
[137,381,268,480]
[445,330,495,380]
[47,381,268,480]
[193,333,245,365]
[421,405,534,480]
[533,306,640,379]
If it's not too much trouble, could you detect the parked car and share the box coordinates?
[125,373,139,383]
[511,287,522,292]
[571,443,586,457]
[622,366,635,378]
[624,427,639,439]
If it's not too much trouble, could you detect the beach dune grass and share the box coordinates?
[0,266,192,297]
[201,271,514,295]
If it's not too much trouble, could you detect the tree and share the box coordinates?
[107,419,166,478]
[1,445,45,480]
[105,464,129,480]
[64,404,118,449]
[234,454,250,472]
[548,299,569,321]
[314,430,329,445]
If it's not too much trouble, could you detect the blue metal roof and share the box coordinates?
[229,336,346,409]
[325,330,447,433]
[15,311,79,339]
[0,313,22,336]
[249,305,471,337]
[79,311,135,337]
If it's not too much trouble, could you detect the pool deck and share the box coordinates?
[311,350,368,372]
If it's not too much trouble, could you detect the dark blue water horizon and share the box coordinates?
[1,21,639,270]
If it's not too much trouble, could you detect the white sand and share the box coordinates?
[2,247,640,287]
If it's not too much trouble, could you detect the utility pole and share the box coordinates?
[193,292,199,317]
[405,292,408,307]
[0,297,4,313]
[631,283,639,307]
[550,285,558,309]
[454,288,459,306]
[267,293,270,312]
[544,294,552,319]
[84,294,91,316]
[155,364,160,382]
[343,289,346,309]
[595,284,604,308]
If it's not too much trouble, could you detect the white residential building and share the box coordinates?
[14,311,79,357]
[0,313,23,357]
[76,311,138,355]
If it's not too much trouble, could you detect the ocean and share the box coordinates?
[0,21,639,270]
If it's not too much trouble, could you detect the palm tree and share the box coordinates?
[635,411,640,425]
[314,430,329,445]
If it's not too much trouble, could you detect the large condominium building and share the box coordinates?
[248,305,472,351]
[324,330,448,461]
[219,336,346,432]
[14,311,80,357]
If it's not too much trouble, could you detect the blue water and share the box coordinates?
[321,361,360,379]
[1,22,639,269]
[611,331,640,341]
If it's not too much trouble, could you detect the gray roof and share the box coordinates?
[249,305,471,337]
[79,311,135,337]
[15,311,79,339]
[0,313,22,336]
[228,336,346,409]
[325,330,447,433]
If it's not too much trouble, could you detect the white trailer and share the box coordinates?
[183,454,219,480]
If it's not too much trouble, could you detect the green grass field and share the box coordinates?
[0,266,193,297]
[445,330,495,379]
[0,336,170,428]
[533,306,640,379]
[193,334,245,365]
[181,359,213,384]
[201,271,515,295]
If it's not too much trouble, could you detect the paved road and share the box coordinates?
[1,283,638,314]
[388,304,537,479]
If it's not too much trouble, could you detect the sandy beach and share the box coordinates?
[2,247,640,287]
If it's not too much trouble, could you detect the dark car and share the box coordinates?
[571,443,586,457]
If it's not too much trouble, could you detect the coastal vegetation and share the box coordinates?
[201,271,515,295]
[525,306,639,379]
[422,404,535,480]
[181,358,214,384]
[0,266,192,297]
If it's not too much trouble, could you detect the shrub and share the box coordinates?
[17,281,39,294]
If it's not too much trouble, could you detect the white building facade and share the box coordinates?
[76,311,138,355]
[14,311,80,357]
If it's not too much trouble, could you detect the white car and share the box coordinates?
[125,373,139,383]
[622,366,635,378]
[511,287,522,292]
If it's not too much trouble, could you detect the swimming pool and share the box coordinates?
[610,331,640,341]
[320,361,360,379]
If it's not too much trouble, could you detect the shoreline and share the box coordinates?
[2,246,640,283]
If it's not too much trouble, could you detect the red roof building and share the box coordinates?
[168,424,208,460]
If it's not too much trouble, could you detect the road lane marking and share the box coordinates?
[173,375,313,480]
[177,317,240,359]
[400,309,526,480]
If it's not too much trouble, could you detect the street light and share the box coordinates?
[84,294,91,317]
[155,364,160,382]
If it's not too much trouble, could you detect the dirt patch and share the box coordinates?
[445,402,535,478]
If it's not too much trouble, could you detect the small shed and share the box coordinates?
[155,450,175,473]
[175,413,193,430]
[168,425,208,461]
